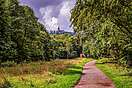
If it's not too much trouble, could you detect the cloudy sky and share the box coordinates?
[19,0,76,32]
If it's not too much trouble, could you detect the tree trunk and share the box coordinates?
[127,54,132,67]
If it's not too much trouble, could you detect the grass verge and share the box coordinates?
[0,58,92,88]
[96,62,132,88]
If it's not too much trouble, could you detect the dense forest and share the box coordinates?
[71,0,132,66]
[49,34,80,59]
[0,0,81,63]
[0,0,49,62]
[0,0,132,67]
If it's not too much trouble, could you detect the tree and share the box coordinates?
[71,0,132,65]
[0,0,50,62]
[0,0,16,61]
[49,33,79,59]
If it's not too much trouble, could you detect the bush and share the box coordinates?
[69,51,78,59]
[0,61,16,67]
[96,58,115,64]
[0,80,13,88]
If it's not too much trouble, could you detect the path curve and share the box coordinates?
[74,60,115,88]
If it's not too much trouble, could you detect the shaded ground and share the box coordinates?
[74,60,115,88]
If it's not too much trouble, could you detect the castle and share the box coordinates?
[49,27,75,35]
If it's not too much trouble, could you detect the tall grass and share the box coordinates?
[0,58,92,88]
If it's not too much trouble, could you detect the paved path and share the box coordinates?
[74,60,115,88]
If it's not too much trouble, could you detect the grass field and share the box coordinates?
[96,59,132,88]
[0,58,92,88]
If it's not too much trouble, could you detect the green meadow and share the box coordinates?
[0,58,92,88]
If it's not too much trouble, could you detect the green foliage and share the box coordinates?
[0,0,50,62]
[97,63,132,88]
[96,58,116,64]
[0,61,16,67]
[71,0,132,65]
[0,0,80,62]
[49,34,80,59]
[0,80,13,88]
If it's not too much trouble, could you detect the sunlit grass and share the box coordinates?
[0,58,92,88]
[96,62,132,88]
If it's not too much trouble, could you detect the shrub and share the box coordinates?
[0,61,16,67]
[0,80,13,88]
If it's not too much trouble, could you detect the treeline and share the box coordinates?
[0,0,80,63]
[71,0,132,66]
[0,0,51,62]
[49,34,80,59]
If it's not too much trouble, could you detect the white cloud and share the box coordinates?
[58,0,75,32]
[39,6,59,31]
[60,1,74,18]
[50,17,59,31]
[20,0,76,32]
[39,0,76,32]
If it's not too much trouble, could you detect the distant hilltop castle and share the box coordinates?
[49,27,75,35]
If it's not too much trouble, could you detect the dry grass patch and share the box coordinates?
[0,58,92,88]
[0,58,83,79]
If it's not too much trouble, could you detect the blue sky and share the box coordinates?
[19,0,76,32]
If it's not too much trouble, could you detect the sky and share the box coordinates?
[19,0,76,32]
